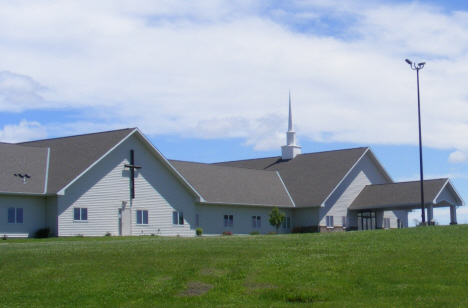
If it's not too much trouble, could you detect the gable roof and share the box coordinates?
[215,147,372,207]
[0,143,49,194]
[19,128,135,194]
[169,160,294,207]
[349,178,464,210]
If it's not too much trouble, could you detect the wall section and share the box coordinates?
[57,134,196,237]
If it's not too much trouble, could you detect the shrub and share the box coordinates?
[196,228,203,236]
[222,231,233,236]
[104,232,112,236]
[35,227,51,238]
[267,231,277,235]
[250,231,260,235]
[2,235,7,240]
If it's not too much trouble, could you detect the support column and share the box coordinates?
[427,204,434,225]
[450,206,458,225]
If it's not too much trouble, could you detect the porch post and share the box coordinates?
[427,203,433,225]
[450,206,458,225]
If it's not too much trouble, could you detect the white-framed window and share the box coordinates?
[196,214,199,227]
[384,218,390,229]
[73,208,87,221]
[283,217,291,229]
[173,211,184,225]
[137,210,148,225]
[326,215,334,228]
[8,208,23,224]
[224,214,233,227]
[252,216,261,228]
[342,216,347,228]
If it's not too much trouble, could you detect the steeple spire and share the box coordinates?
[288,91,293,132]
[281,91,301,160]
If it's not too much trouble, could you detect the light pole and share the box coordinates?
[405,59,426,225]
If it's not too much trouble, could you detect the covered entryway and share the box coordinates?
[350,178,464,228]
[357,211,376,230]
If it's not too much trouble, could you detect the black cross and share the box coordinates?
[125,150,141,199]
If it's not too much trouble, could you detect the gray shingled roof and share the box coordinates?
[0,143,49,194]
[215,147,369,207]
[349,179,452,210]
[19,128,135,194]
[170,160,294,207]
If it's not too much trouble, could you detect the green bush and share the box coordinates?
[249,231,260,235]
[196,228,203,236]
[104,232,112,236]
[35,227,51,238]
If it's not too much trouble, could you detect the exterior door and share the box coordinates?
[119,208,131,236]
[358,211,376,231]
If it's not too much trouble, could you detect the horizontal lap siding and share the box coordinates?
[197,204,293,235]
[58,135,196,237]
[435,187,458,205]
[130,138,195,236]
[321,153,390,228]
[0,195,46,237]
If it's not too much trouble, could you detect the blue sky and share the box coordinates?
[1,0,468,225]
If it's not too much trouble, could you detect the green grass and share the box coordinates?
[1,225,468,307]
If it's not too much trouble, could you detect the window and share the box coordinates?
[8,208,23,224]
[342,216,347,228]
[196,214,199,227]
[73,208,87,221]
[252,216,261,228]
[326,215,334,228]
[384,218,390,229]
[224,214,233,227]
[283,217,291,229]
[137,210,148,225]
[173,211,184,225]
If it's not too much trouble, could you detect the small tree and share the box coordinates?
[269,206,285,234]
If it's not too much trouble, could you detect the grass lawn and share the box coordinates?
[1,225,468,307]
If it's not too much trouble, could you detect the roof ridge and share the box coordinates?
[367,178,448,186]
[171,159,279,173]
[213,146,369,165]
[17,127,136,144]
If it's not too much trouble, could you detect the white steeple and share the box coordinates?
[281,91,302,160]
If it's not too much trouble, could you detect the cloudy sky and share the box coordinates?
[1,0,468,225]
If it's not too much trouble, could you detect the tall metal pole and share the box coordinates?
[416,68,425,224]
[406,59,426,225]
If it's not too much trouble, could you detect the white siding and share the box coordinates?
[196,204,293,235]
[435,186,458,205]
[0,195,46,237]
[320,153,390,229]
[57,135,196,237]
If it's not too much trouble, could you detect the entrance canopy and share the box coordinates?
[349,178,464,211]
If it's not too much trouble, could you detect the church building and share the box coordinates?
[0,98,463,237]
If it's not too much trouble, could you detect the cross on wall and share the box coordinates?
[124,150,141,199]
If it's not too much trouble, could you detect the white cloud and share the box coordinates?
[448,151,468,164]
[0,1,468,151]
[0,120,47,143]
[0,71,50,112]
